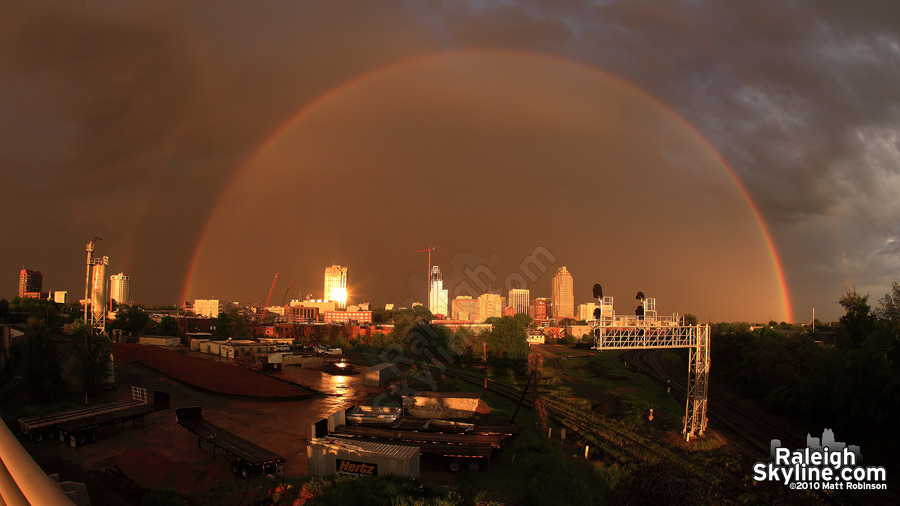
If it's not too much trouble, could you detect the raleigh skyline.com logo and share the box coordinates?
[753,429,887,491]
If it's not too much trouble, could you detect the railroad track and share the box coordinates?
[428,365,774,505]
[622,349,900,506]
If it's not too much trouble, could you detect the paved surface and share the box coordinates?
[53,361,379,493]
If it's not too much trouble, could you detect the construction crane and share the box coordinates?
[281,279,294,307]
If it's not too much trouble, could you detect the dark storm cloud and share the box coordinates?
[2,0,898,318]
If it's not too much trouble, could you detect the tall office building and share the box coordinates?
[18,269,43,297]
[429,266,449,317]
[324,265,348,309]
[477,293,502,322]
[508,289,530,315]
[551,266,575,319]
[110,272,131,306]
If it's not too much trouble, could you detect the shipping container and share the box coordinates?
[190,338,210,351]
[139,336,180,347]
[307,437,420,478]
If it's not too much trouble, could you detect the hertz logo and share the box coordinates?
[337,459,377,476]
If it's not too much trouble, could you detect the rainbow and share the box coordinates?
[181,49,794,322]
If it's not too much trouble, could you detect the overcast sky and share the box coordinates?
[3,1,898,322]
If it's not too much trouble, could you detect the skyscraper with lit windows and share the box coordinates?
[110,272,131,306]
[324,265,348,309]
[551,266,574,319]
[508,288,530,315]
[429,266,449,317]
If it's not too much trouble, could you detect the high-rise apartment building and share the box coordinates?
[110,272,131,306]
[551,266,574,319]
[508,289,530,315]
[324,265,348,309]
[18,269,43,297]
[477,293,502,322]
[429,266,449,317]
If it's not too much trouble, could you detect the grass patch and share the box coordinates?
[460,429,613,506]
[550,351,684,430]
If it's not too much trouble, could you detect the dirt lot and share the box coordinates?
[22,357,380,495]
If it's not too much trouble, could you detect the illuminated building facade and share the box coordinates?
[551,266,574,318]
[324,265,348,309]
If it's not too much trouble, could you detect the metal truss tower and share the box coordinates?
[591,295,709,440]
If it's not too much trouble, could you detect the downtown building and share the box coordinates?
[477,293,502,322]
[429,266,449,317]
[18,268,44,298]
[193,299,222,318]
[551,266,574,319]
[324,265,348,309]
[508,288,530,315]
[110,272,131,306]
[451,296,477,321]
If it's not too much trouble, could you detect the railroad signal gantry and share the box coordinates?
[590,284,709,441]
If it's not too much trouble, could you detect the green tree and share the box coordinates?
[155,316,179,337]
[20,323,65,403]
[211,306,251,340]
[681,314,699,326]
[488,316,529,360]
[10,296,63,330]
[838,289,875,347]
[110,306,152,340]
[70,324,112,394]
[877,282,900,331]
[513,312,533,329]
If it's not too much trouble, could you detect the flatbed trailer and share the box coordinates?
[18,386,150,442]
[58,391,170,447]
[333,424,503,448]
[329,424,496,471]
[175,406,285,478]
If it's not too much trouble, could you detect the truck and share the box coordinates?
[175,406,285,478]
[18,386,152,442]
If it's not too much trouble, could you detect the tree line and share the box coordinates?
[711,285,900,467]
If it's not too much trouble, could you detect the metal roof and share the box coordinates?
[309,437,420,460]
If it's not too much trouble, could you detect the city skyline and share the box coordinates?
[3,2,899,322]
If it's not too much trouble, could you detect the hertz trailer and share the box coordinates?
[58,391,170,447]
[308,437,420,478]
[18,386,152,442]
[175,406,284,478]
